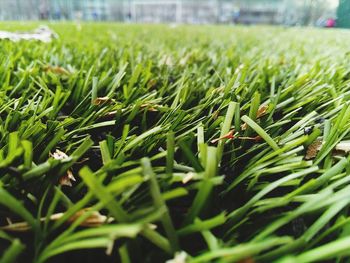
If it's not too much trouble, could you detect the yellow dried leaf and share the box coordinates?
[59,170,76,187]
[44,65,70,75]
[92,96,113,105]
[241,122,248,131]
[238,258,255,263]
[211,130,235,144]
[51,149,69,160]
[68,208,114,227]
[335,141,350,153]
[1,209,113,232]
[182,172,195,184]
[0,221,31,232]
[257,104,269,118]
[51,149,75,187]
[238,135,262,142]
[240,105,268,131]
[141,103,159,112]
[305,139,322,160]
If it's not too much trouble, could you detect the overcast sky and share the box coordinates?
[329,0,339,8]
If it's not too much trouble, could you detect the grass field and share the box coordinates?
[1,23,350,262]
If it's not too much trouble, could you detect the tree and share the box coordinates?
[337,0,350,27]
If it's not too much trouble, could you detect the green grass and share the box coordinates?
[1,22,350,262]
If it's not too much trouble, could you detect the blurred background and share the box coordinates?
[0,0,347,28]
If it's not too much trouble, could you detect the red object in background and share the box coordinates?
[326,18,336,28]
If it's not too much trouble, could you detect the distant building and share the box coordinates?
[0,0,338,26]
[47,0,109,20]
[233,0,285,24]
[128,0,287,24]
[130,0,219,24]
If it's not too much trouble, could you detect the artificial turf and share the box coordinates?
[1,23,350,262]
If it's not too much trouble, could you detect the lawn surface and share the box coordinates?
[1,23,350,262]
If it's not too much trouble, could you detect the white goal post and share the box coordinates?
[131,0,183,23]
